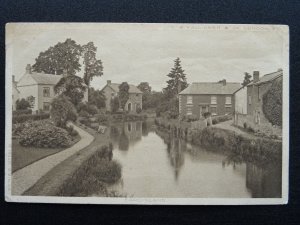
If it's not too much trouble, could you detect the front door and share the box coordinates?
[199,106,208,118]
[128,103,132,111]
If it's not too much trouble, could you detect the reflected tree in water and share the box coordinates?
[167,137,185,181]
[119,128,129,151]
[142,121,149,136]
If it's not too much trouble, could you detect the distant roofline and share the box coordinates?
[247,71,283,87]
[101,82,142,93]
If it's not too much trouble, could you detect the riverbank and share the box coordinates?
[24,122,122,196]
[155,117,282,164]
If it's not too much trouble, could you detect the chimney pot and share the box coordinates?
[26,64,32,74]
[253,71,260,83]
[222,79,226,86]
[107,80,111,85]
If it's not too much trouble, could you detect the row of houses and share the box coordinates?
[12,64,283,134]
[12,64,143,114]
[178,69,283,134]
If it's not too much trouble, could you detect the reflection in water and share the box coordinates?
[167,138,185,180]
[106,120,281,198]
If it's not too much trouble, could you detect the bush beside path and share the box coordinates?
[11,123,94,196]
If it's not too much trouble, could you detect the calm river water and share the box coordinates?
[106,120,281,198]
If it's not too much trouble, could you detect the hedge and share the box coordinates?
[12,109,32,116]
[12,113,50,124]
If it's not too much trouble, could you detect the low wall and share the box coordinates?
[234,113,282,138]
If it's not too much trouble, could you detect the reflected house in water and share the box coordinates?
[110,121,143,151]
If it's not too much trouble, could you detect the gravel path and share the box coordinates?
[11,123,94,195]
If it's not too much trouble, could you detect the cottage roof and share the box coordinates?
[248,70,283,86]
[30,73,63,85]
[106,83,142,94]
[179,82,241,95]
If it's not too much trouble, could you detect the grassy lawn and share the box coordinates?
[12,136,80,172]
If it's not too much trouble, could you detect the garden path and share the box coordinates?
[11,123,94,195]
[214,119,258,139]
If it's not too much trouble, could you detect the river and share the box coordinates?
[105,120,282,198]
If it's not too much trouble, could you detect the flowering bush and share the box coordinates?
[19,121,72,148]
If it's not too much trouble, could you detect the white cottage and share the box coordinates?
[17,64,88,113]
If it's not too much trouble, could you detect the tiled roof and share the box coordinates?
[30,72,63,85]
[108,83,142,94]
[248,70,283,86]
[179,82,241,95]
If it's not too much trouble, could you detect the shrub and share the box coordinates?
[19,121,72,148]
[97,112,109,125]
[182,114,198,122]
[243,122,248,129]
[51,95,78,128]
[57,145,121,197]
[12,113,50,124]
[87,104,98,115]
[16,98,31,110]
[212,115,232,125]
[13,109,32,116]
[65,125,79,136]
[136,106,142,114]
[79,110,89,118]
[70,129,79,137]
[203,112,211,118]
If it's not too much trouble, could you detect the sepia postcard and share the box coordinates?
[5,23,289,205]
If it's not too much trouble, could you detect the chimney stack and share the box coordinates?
[253,71,260,83]
[26,64,32,74]
[222,79,226,86]
[107,80,111,85]
[12,75,15,83]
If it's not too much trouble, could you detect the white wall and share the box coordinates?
[234,87,247,114]
[17,84,39,111]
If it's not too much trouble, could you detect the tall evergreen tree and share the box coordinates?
[242,72,252,87]
[164,57,188,99]
[82,42,104,86]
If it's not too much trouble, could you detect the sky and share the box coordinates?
[6,23,287,91]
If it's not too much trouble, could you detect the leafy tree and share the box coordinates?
[50,95,77,128]
[137,82,152,109]
[119,82,130,110]
[16,98,31,110]
[137,82,151,94]
[163,57,188,99]
[82,42,104,86]
[242,72,252,87]
[54,75,86,106]
[32,39,82,75]
[110,97,120,113]
[143,91,165,109]
[88,87,106,109]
